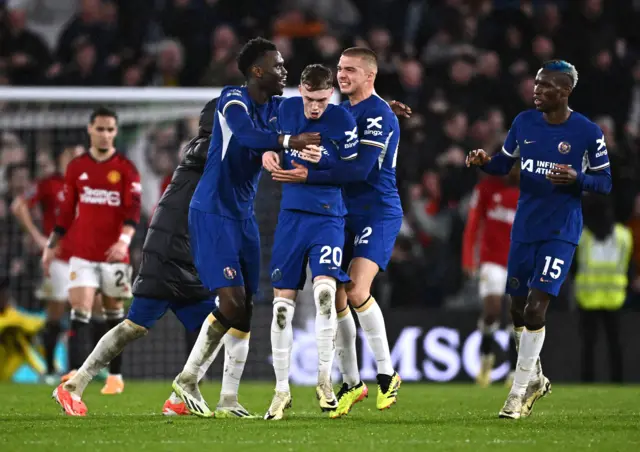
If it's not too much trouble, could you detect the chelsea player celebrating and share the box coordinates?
[172,38,321,417]
[264,64,356,420]
[271,48,405,418]
[467,60,612,419]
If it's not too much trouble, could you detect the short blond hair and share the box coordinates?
[341,47,378,71]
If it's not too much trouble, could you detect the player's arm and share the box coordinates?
[106,163,141,262]
[461,186,487,277]
[222,97,320,151]
[10,184,48,249]
[44,165,78,273]
[577,127,612,194]
[303,111,385,185]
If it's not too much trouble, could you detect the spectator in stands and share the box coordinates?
[0,7,51,85]
[150,39,184,87]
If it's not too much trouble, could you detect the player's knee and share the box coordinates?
[345,283,369,307]
[523,297,548,329]
[120,319,148,340]
[272,297,295,331]
[218,290,247,323]
[313,278,336,316]
[233,297,253,332]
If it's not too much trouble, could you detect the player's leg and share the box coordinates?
[53,296,159,416]
[500,242,535,418]
[42,259,70,383]
[265,212,303,420]
[216,290,254,418]
[347,217,402,411]
[63,257,100,383]
[476,263,507,387]
[173,212,252,417]
[99,262,133,394]
[90,296,107,356]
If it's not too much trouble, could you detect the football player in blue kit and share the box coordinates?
[466,60,612,419]
[271,48,407,418]
[263,64,357,420]
[171,38,321,417]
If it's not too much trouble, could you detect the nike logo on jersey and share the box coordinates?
[524,139,535,144]
[344,126,358,142]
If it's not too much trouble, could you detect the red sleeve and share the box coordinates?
[54,162,78,235]
[24,180,43,208]
[462,183,489,271]
[122,160,142,227]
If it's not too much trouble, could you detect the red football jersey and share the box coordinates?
[160,173,172,196]
[462,176,519,269]
[56,152,141,263]
[25,174,72,261]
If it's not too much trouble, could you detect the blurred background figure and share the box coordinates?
[575,195,633,383]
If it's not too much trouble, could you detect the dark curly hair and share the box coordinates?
[236,37,277,78]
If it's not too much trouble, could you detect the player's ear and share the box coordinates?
[251,65,263,79]
[298,85,302,95]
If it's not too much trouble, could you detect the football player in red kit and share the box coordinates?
[11,146,82,383]
[462,166,519,387]
[43,107,141,395]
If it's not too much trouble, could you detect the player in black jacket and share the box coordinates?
[52,99,254,418]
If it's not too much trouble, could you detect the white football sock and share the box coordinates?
[336,307,360,387]
[511,327,546,396]
[64,320,146,397]
[180,314,228,386]
[271,297,295,393]
[355,297,394,376]
[168,338,223,404]
[314,279,337,384]
[514,326,543,381]
[220,329,250,397]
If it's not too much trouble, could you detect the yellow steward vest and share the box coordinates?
[575,224,632,310]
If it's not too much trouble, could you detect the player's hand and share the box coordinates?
[465,149,491,167]
[105,239,129,263]
[34,233,49,251]
[271,161,308,183]
[546,164,577,185]
[299,145,323,164]
[289,132,321,150]
[262,151,281,172]
[41,246,57,277]
[389,100,412,118]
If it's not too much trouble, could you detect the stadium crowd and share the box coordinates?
[1,0,640,311]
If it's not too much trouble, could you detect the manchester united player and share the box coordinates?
[11,146,80,383]
[43,107,141,395]
[462,166,519,387]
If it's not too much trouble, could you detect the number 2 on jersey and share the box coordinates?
[320,246,342,266]
[354,226,372,246]
[542,256,564,279]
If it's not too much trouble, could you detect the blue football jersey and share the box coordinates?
[190,86,283,219]
[502,110,611,245]
[342,95,403,218]
[278,97,358,217]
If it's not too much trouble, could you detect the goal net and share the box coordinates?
[0,87,340,382]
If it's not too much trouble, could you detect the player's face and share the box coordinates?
[299,84,334,120]
[260,50,287,96]
[337,55,370,95]
[87,116,117,152]
[533,69,566,112]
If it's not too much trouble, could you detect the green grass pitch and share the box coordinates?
[2,382,639,451]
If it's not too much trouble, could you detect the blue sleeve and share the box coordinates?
[501,115,520,158]
[337,109,359,161]
[585,123,611,171]
[480,152,516,175]
[306,107,390,185]
[306,143,379,184]
[577,166,612,194]
[220,90,281,150]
